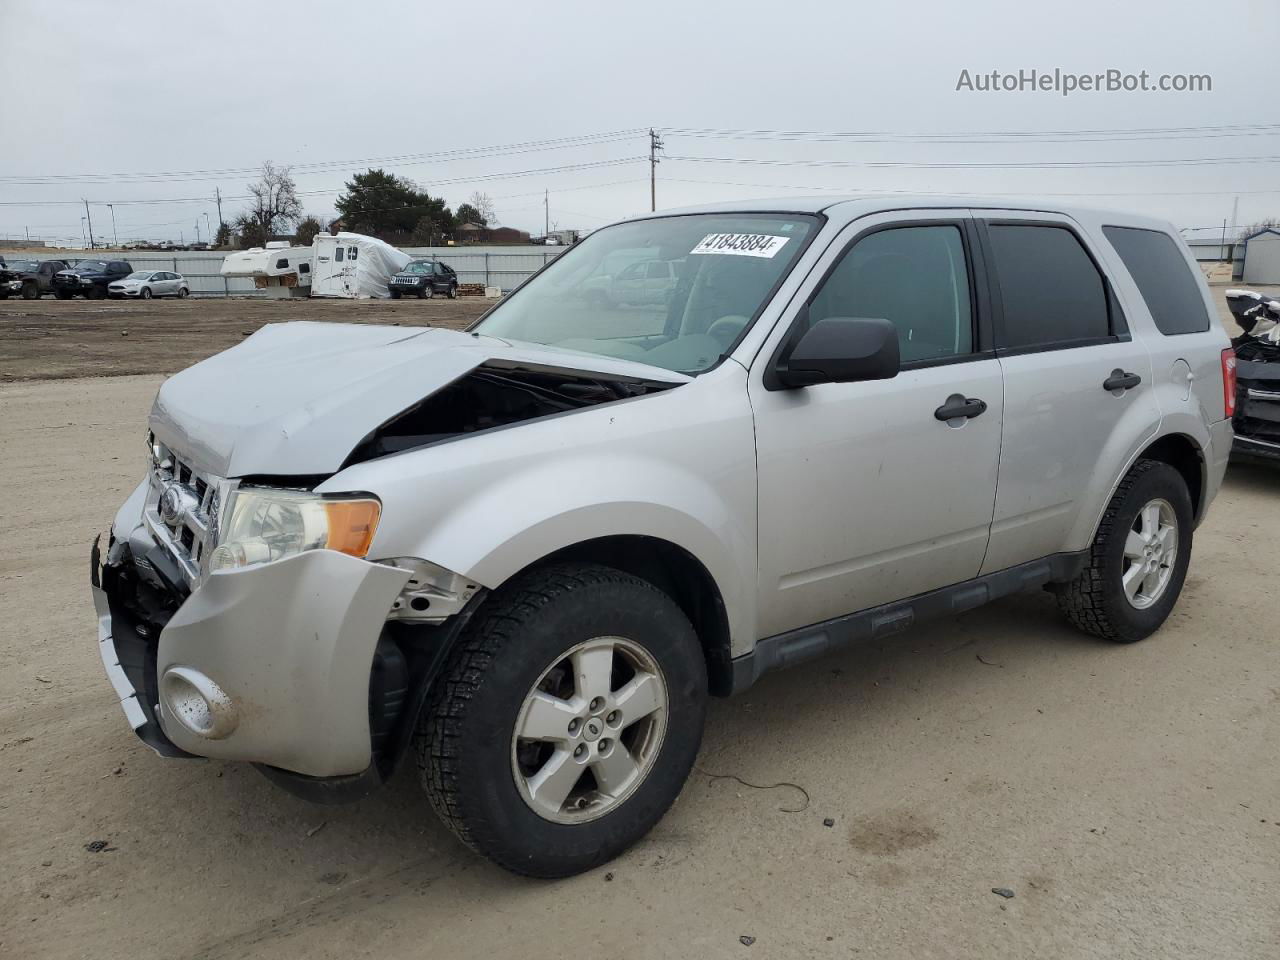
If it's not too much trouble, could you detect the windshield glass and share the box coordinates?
[123,272,153,281]
[6,260,38,272]
[473,213,818,374]
[403,261,432,274]
[75,261,107,272]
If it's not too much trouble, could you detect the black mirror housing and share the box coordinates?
[770,316,901,389]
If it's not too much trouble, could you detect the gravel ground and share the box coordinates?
[0,288,1277,959]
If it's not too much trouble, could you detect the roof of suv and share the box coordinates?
[637,195,1175,233]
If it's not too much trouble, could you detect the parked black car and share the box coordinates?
[52,259,133,299]
[389,260,458,299]
[0,258,69,299]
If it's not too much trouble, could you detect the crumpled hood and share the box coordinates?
[149,321,689,477]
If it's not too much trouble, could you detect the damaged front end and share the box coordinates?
[94,324,684,802]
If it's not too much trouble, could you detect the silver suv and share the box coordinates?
[92,197,1234,877]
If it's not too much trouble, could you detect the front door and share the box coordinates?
[751,213,1004,638]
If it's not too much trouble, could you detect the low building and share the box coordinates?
[1241,228,1280,284]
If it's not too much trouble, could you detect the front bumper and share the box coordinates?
[92,521,410,778]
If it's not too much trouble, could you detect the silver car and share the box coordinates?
[91,196,1233,877]
[107,270,190,299]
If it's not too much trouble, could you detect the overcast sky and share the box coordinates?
[1,0,1277,246]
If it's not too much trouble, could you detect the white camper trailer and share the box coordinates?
[219,241,312,298]
[310,232,411,299]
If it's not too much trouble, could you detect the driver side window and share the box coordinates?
[809,225,974,364]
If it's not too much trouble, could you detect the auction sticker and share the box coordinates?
[690,233,790,258]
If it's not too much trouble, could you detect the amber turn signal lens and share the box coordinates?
[322,499,381,558]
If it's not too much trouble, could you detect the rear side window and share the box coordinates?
[334,247,344,262]
[1103,226,1209,335]
[986,225,1110,350]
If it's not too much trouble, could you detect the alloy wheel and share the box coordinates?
[1122,498,1178,609]
[511,636,668,824]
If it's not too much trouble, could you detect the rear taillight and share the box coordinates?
[1221,348,1237,419]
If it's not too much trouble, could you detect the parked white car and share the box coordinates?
[92,196,1233,878]
[107,270,190,299]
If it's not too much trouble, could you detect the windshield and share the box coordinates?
[123,272,153,281]
[403,261,433,274]
[6,260,38,272]
[75,261,107,272]
[473,213,818,374]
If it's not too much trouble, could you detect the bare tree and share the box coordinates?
[242,161,302,239]
[1238,217,1280,241]
[466,191,496,226]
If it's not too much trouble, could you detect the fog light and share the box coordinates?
[161,666,238,739]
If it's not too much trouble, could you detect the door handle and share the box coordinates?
[934,394,988,422]
[1103,369,1142,392]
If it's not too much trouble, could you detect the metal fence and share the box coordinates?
[43,245,568,298]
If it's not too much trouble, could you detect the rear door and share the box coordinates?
[976,213,1158,573]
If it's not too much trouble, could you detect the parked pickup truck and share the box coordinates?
[92,197,1232,878]
[53,259,133,299]
[0,258,68,299]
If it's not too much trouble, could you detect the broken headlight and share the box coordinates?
[207,488,380,573]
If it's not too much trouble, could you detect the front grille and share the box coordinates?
[144,433,237,587]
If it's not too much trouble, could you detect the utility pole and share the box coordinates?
[83,199,95,250]
[214,187,224,229]
[204,212,212,240]
[649,128,664,212]
[107,203,118,247]
[544,189,549,239]
[195,221,201,245]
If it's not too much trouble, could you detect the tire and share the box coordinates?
[389,289,402,300]
[177,286,188,299]
[54,290,71,300]
[417,562,707,878]
[447,283,457,299]
[141,287,152,300]
[1054,459,1193,642]
[88,286,106,300]
[419,285,432,300]
[21,282,39,300]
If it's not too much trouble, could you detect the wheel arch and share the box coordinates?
[499,534,735,696]
[1136,432,1207,523]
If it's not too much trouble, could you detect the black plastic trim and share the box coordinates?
[729,551,1089,693]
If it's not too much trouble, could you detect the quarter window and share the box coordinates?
[809,225,973,363]
[334,247,344,262]
[1103,226,1209,335]
[986,225,1110,349]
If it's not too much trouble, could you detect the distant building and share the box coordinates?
[456,223,532,245]
[1241,228,1280,284]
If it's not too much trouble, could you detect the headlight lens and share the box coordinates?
[207,488,380,573]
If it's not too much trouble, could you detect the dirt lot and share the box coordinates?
[0,296,490,382]
[1,292,1278,959]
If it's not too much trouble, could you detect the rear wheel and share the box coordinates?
[417,563,707,877]
[447,282,458,299]
[177,286,188,299]
[1054,459,1193,642]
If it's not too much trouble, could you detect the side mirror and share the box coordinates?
[770,316,900,389]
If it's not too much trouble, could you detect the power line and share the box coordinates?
[0,129,648,186]
[660,122,1280,145]
[665,153,1280,171]
[664,176,1280,199]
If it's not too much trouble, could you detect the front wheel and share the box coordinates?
[1054,459,1193,642]
[54,290,71,300]
[22,282,39,300]
[140,287,152,300]
[417,563,707,877]
[389,289,402,300]
[419,285,433,299]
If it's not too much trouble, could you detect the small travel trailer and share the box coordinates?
[310,232,411,299]
[219,241,312,298]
